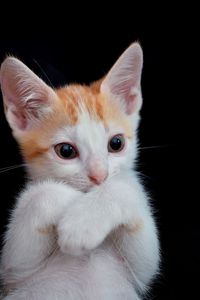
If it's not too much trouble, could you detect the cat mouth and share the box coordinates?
[63,176,108,193]
[62,177,94,192]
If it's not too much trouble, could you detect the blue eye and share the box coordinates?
[108,134,125,152]
[54,143,78,159]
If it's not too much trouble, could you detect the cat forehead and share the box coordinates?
[56,85,107,125]
[55,84,132,136]
[52,117,108,157]
[51,112,128,153]
[52,115,106,142]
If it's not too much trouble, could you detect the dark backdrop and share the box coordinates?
[0,10,195,300]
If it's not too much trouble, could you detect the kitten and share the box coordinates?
[0,43,160,300]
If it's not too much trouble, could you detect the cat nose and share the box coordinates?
[88,171,108,185]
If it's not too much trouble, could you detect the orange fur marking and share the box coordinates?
[125,219,144,234]
[23,147,49,160]
[37,225,56,235]
[56,84,107,123]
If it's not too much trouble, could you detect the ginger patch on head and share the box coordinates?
[56,84,132,135]
[56,84,107,124]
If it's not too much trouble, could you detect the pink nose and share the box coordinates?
[89,172,108,185]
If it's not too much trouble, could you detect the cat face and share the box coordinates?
[20,85,138,192]
[0,43,143,191]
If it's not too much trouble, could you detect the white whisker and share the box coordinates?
[0,164,26,174]
[139,144,173,150]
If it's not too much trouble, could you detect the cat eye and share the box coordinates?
[54,143,78,159]
[108,134,125,153]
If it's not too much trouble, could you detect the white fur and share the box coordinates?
[0,43,160,299]
[1,175,159,300]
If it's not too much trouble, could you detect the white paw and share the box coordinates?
[57,204,108,256]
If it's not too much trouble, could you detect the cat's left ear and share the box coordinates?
[101,43,143,115]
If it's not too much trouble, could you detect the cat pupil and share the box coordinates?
[55,143,77,159]
[61,144,74,157]
[108,135,125,152]
[111,137,121,150]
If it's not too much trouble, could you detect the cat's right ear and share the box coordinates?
[100,43,143,116]
[0,57,57,131]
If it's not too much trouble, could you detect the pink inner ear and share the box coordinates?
[126,94,138,114]
[111,79,140,115]
[13,110,27,130]
[7,105,27,130]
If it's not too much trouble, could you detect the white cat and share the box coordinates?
[0,43,160,300]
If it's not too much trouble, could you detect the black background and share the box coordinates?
[0,7,196,300]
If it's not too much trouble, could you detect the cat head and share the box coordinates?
[0,43,143,191]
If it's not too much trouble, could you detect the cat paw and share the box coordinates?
[57,208,105,256]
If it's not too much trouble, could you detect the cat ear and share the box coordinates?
[101,43,143,115]
[0,57,56,131]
